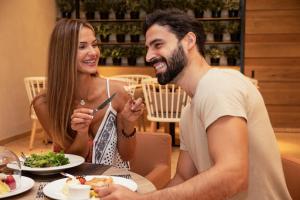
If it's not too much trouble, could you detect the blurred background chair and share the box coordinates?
[281,155,300,200]
[130,132,172,189]
[109,74,152,131]
[24,77,48,150]
[142,78,190,145]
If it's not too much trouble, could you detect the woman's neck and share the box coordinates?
[76,74,95,104]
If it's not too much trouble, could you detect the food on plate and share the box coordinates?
[85,177,113,189]
[0,173,16,195]
[62,176,113,199]
[68,184,91,200]
[23,151,69,168]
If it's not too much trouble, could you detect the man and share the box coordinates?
[97,9,291,200]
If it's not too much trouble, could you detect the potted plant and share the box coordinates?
[113,23,128,42]
[127,0,141,19]
[140,0,156,14]
[207,46,224,66]
[160,0,191,12]
[56,0,75,18]
[125,45,144,66]
[111,46,125,65]
[98,0,111,19]
[95,23,112,42]
[82,0,100,19]
[202,22,214,41]
[99,46,111,65]
[211,22,225,42]
[226,21,240,41]
[128,23,142,43]
[191,0,208,18]
[224,46,239,66]
[208,0,225,18]
[111,0,128,19]
[225,0,240,17]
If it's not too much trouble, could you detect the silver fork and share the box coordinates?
[35,182,47,200]
[20,152,27,160]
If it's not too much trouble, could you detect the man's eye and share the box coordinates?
[154,43,162,49]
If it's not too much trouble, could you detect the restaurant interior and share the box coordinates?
[0,0,300,199]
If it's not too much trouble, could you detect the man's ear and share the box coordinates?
[184,32,196,49]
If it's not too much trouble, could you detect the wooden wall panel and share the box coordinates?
[245,0,300,128]
[247,0,300,10]
[246,10,300,34]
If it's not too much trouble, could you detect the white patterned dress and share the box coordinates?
[92,79,129,169]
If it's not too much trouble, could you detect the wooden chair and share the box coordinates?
[130,132,172,189]
[24,77,47,150]
[109,74,152,131]
[281,155,300,200]
[142,78,190,145]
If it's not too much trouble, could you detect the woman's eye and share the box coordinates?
[78,44,86,49]
[92,44,98,48]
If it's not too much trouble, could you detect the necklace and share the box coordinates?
[80,99,86,105]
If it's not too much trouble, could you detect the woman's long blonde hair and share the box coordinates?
[47,19,94,148]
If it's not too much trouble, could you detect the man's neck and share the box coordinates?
[174,56,211,98]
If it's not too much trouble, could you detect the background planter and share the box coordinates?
[61,11,72,18]
[210,58,220,66]
[127,57,137,66]
[227,57,237,66]
[112,58,122,65]
[100,35,110,42]
[116,34,126,42]
[228,10,239,17]
[130,35,140,43]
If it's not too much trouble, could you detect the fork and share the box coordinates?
[20,152,26,160]
[35,182,47,200]
[111,174,132,179]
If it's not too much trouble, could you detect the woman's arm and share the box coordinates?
[112,81,145,161]
[33,95,93,159]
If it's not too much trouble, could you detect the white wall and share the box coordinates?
[0,0,56,140]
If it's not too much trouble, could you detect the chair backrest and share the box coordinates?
[142,78,190,123]
[130,132,171,189]
[24,77,46,118]
[109,74,152,97]
[281,155,300,200]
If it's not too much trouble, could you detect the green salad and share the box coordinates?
[24,151,70,168]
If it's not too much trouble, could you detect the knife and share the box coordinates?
[93,93,117,115]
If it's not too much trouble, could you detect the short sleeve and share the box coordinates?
[197,80,248,130]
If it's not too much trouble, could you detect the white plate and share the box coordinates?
[8,154,85,175]
[43,175,138,200]
[0,176,34,199]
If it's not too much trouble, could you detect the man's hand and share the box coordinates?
[95,184,142,200]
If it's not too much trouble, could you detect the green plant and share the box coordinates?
[82,0,100,12]
[140,0,156,13]
[111,0,128,14]
[126,0,141,12]
[95,23,112,37]
[160,0,191,11]
[111,46,126,59]
[208,46,224,58]
[225,0,240,10]
[98,0,112,13]
[211,22,226,33]
[208,0,225,12]
[56,0,75,12]
[113,23,128,34]
[125,46,144,58]
[224,46,240,59]
[128,23,142,35]
[226,21,240,33]
[202,22,214,33]
[100,47,112,58]
[192,0,209,12]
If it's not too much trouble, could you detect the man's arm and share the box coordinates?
[166,150,198,187]
[144,116,249,200]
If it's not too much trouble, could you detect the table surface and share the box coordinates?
[8,163,156,200]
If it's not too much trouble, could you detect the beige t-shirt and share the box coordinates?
[180,68,291,199]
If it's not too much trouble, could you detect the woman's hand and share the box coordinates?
[120,97,145,123]
[70,108,94,134]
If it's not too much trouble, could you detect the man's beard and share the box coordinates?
[150,44,187,85]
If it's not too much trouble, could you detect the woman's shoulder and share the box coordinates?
[32,92,48,113]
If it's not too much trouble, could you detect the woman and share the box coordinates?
[33,19,144,169]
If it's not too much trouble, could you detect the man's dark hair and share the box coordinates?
[143,9,206,56]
